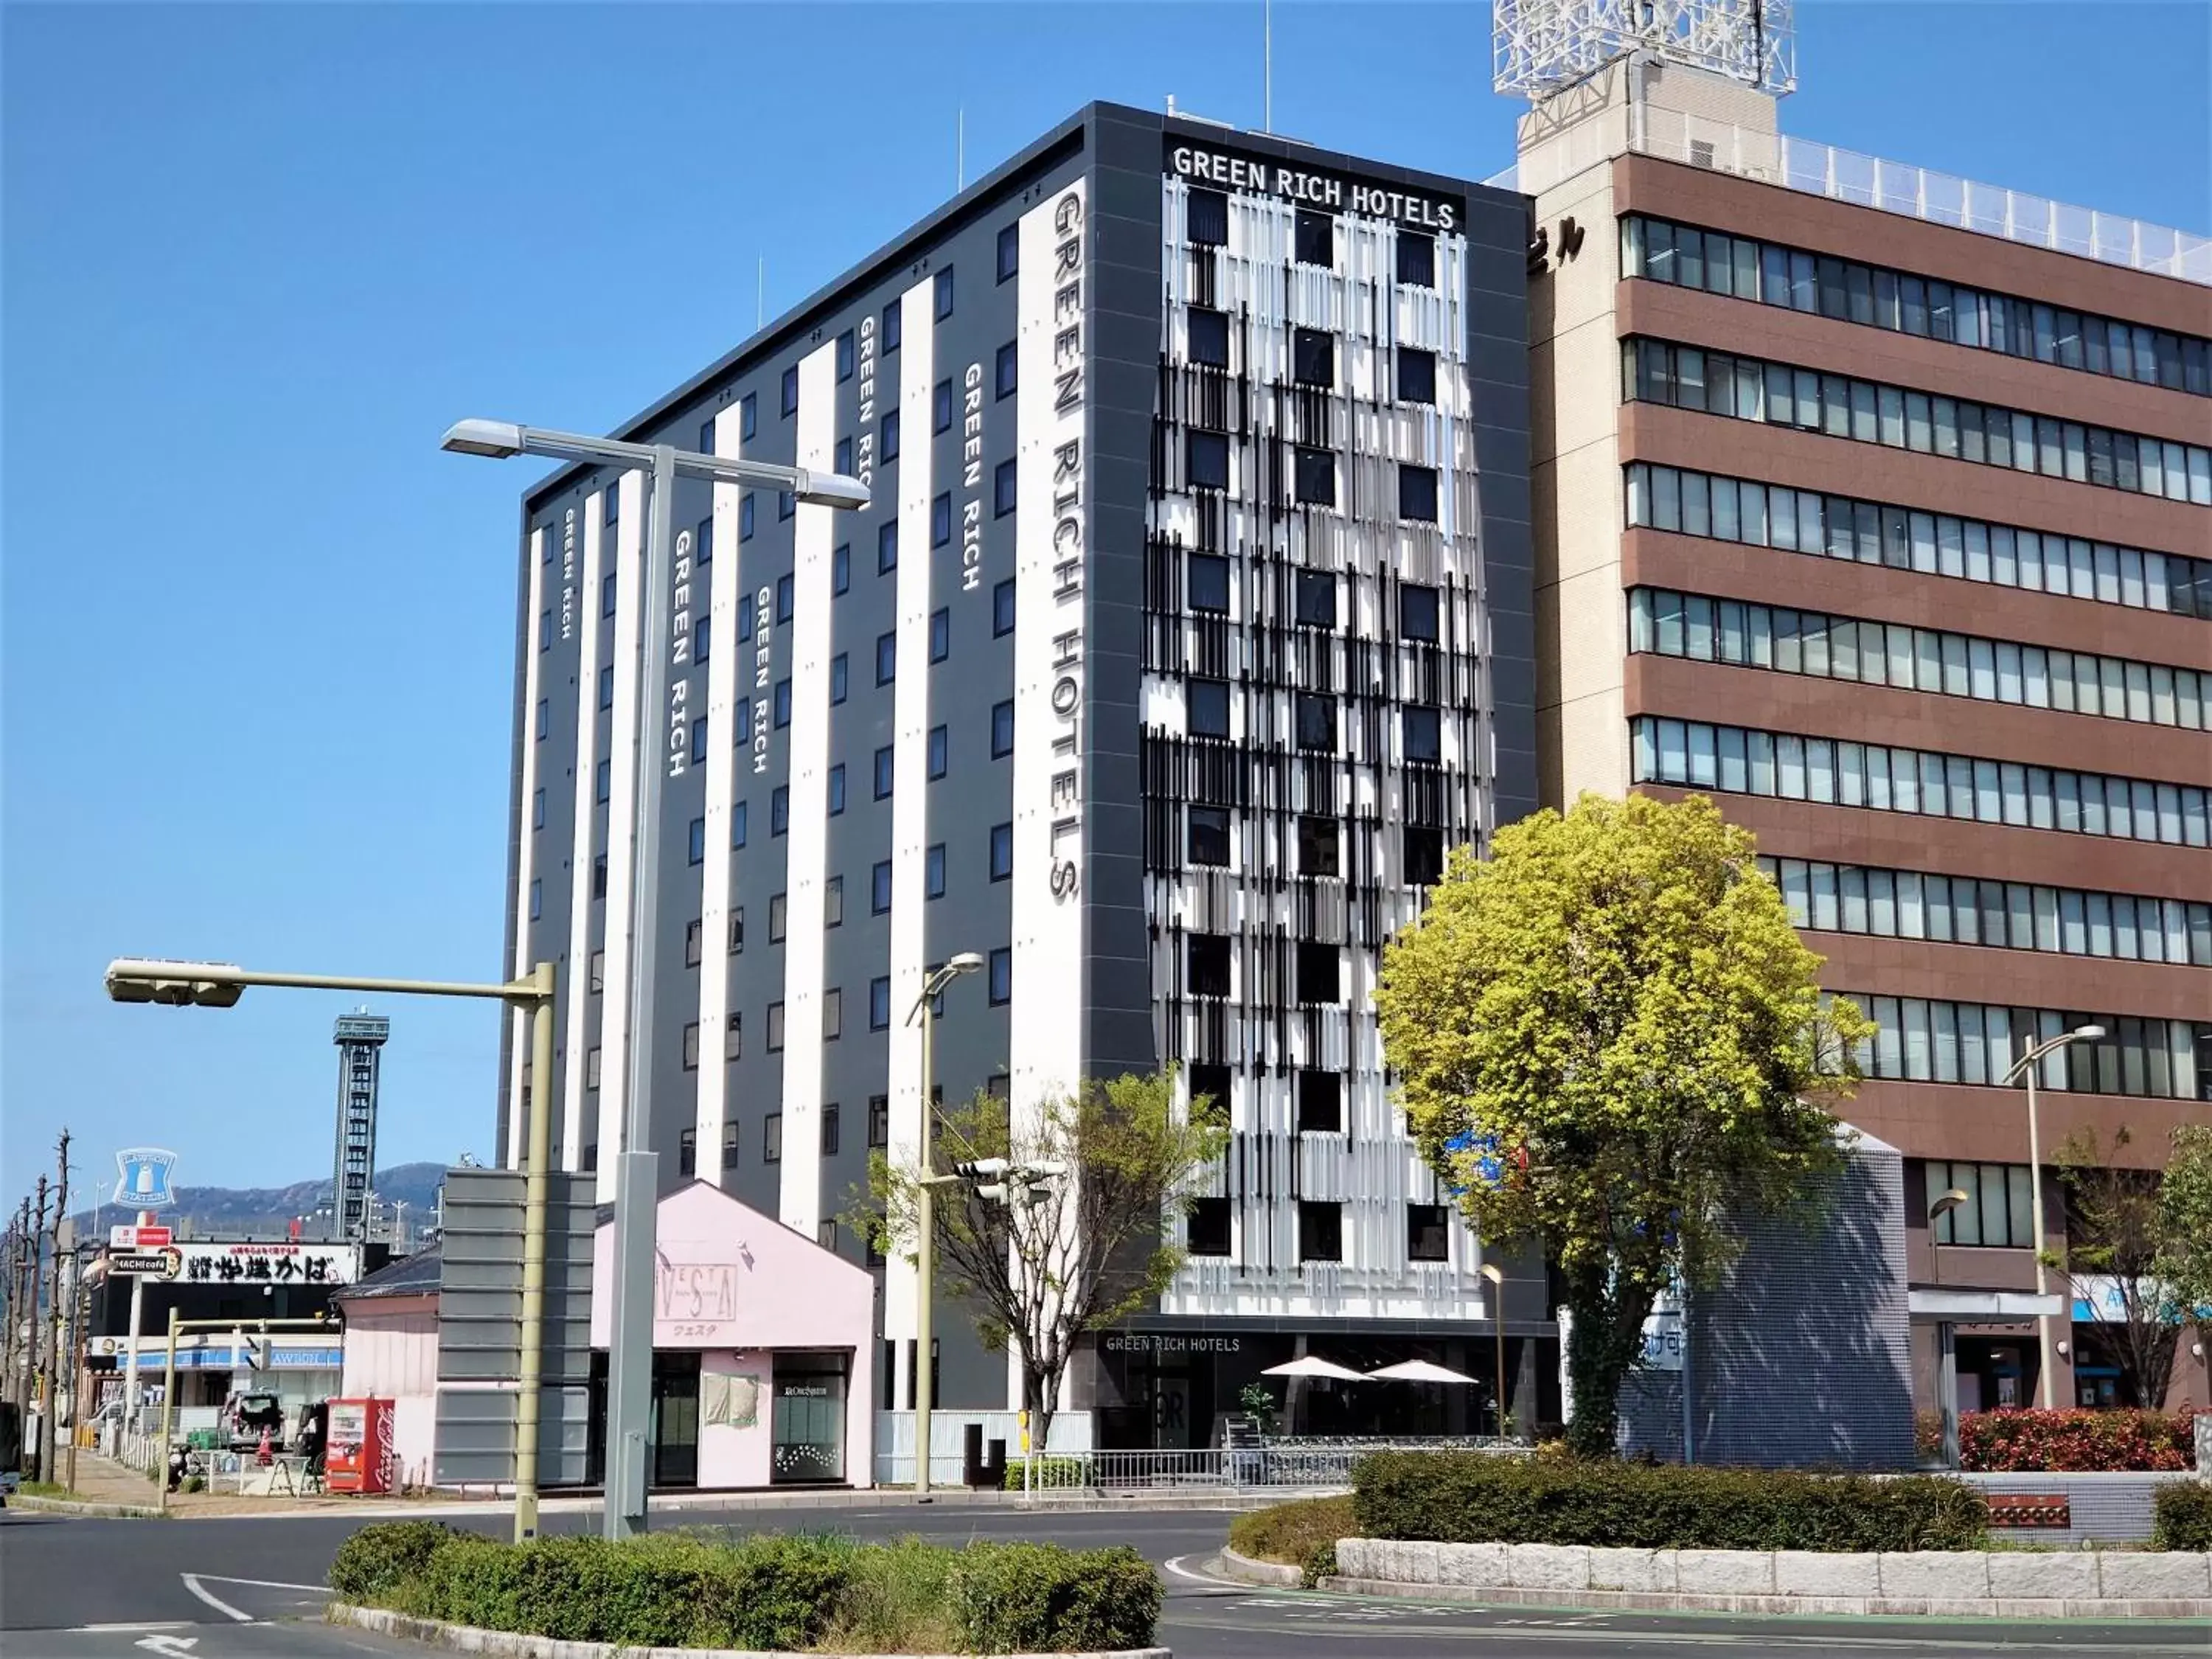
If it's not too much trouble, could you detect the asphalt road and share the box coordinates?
[2,1501,2205,1658]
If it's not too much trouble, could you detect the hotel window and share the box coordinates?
[995,459,1017,518]
[997,222,1020,282]
[598,664,613,709]
[823,992,842,1043]
[1399,464,1440,522]
[835,436,853,476]
[1187,933,1231,998]
[1187,307,1229,366]
[872,860,892,914]
[1295,570,1336,629]
[1189,552,1231,613]
[780,366,799,417]
[589,950,605,994]
[881,300,901,352]
[685,919,703,968]
[594,855,608,899]
[528,879,541,921]
[778,489,795,521]
[774,678,792,727]
[725,1011,742,1061]
[870,975,892,1029]
[1397,231,1436,287]
[874,745,894,799]
[722,1119,738,1166]
[1405,826,1445,886]
[933,265,954,320]
[993,577,1017,636]
[1400,582,1441,641]
[771,786,790,837]
[694,618,712,665]
[925,844,947,900]
[1295,692,1335,751]
[1189,1064,1231,1125]
[1293,208,1333,267]
[686,816,706,865]
[731,800,748,849]
[868,1095,889,1148]
[1187,1198,1232,1257]
[1189,804,1231,866]
[821,1101,841,1152]
[827,764,846,816]
[695,515,713,566]
[531,787,544,830]
[931,491,951,547]
[538,610,551,651]
[1293,327,1334,389]
[596,759,612,803]
[605,488,619,525]
[586,1045,602,1088]
[728,911,744,954]
[1186,187,1229,246]
[1403,705,1444,762]
[1408,1204,1451,1262]
[1294,446,1335,507]
[1298,1070,1343,1133]
[740,392,757,438]
[996,341,1017,400]
[1299,815,1340,876]
[987,947,1012,1006]
[1297,941,1340,1004]
[765,1003,785,1052]
[990,822,1013,881]
[763,1113,782,1162]
[1188,678,1231,738]
[682,1023,700,1071]
[927,725,948,780]
[876,630,897,685]
[933,378,953,434]
[678,1130,695,1177]
[930,607,950,663]
[768,891,787,942]
[880,411,899,464]
[1187,431,1229,490]
[536,698,549,739]
[991,700,1015,757]
[824,874,843,928]
[836,329,855,381]
[602,571,617,617]
[1397,345,1436,405]
[1298,1201,1343,1263]
[740,494,756,542]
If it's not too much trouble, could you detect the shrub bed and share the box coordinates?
[1228,1495,1355,1587]
[327,1523,1159,1654]
[2152,1482,2212,1552]
[1958,1406,2198,1472]
[1353,1452,1986,1553]
[1001,1455,1090,1491]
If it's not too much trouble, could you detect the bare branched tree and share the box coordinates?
[2052,1127,2179,1409]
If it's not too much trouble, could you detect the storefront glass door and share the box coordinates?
[651,1352,700,1489]
[771,1353,846,1484]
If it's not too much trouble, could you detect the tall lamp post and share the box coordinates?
[1477,1262,1509,1441]
[1997,1023,2104,1411]
[1927,1186,1970,1467]
[907,953,984,1495]
[443,418,867,1537]
[102,956,557,1541]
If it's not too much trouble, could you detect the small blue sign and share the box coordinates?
[1443,1130,1506,1196]
[115,1147,179,1210]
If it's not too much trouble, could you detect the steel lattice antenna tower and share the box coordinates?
[331,1009,392,1243]
[1493,0,1795,101]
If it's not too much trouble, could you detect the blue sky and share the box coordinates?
[4,2,2207,1200]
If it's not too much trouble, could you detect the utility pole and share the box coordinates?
[66,1242,92,1492]
[0,1217,15,1409]
[46,1130,72,1485]
[29,1176,49,1480]
[7,1199,30,1411]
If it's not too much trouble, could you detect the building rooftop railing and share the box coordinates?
[1492,108,2211,286]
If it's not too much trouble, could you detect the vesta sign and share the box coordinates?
[1167,140,1462,232]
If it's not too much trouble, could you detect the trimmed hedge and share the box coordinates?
[1001,1455,1090,1491]
[1353,1452,1987,1553]
[1958,1407,2198,1472]
[1228,1496,1355,1579]
[2152,1482,2212,1552]
[327,1523,1160,1653]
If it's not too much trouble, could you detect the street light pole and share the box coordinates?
[1478,1262,1508,1442]
[908,954,984,1495]
[103,956,557,1540]
[1999,1023,2104,1411]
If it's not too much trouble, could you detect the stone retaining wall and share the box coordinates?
[1327,1537,2212,1618]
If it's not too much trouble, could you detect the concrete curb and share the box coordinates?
[1326,1537,2212,1618]
[327,1604,1172,1658]
[148,1487,1327,1523]
[1218,1546,1302,1587]
[6,1493,165,1519]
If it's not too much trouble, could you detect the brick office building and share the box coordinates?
[1509,22,2211,1417]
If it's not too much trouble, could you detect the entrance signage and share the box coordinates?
[1104,1332,1243,1354]
[108,1249,183,1279]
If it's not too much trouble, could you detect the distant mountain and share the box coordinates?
[77,1161,449,1239]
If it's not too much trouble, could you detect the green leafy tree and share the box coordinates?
[856,1070,1226,1455]
[2156,1124,2212,1352]
[1374,793,1873,1457]
[2051,1127,2178,1408]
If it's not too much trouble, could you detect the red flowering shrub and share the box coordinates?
[1957,1405,2198,1472]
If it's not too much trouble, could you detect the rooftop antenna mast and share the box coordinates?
[957,105,965,190]
[757,257,765,330]
[1264,0,1273,131]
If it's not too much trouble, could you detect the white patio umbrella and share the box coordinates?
[1366,1358,1481,1385]
[1262,1354,1368,1382]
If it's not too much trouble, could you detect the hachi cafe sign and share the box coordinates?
[1166,139,1464,232]
[103,1240,361,1286]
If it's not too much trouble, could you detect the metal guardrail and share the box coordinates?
[998,1438,1528,1493]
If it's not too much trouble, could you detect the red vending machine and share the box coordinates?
[325,1398,394,1495]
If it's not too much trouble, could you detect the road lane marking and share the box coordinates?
[179,1574,254,1623]
[72,1624,192,1633]
[192,1575,330,1592]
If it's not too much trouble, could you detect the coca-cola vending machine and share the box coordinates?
[325,1397,394,1495]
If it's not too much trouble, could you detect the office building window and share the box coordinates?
[1298,1069,1343,1133]
[868,1095,890,1148]
[1189,552,1230,614]
[991,700,1015,757]
[682,1022,700,1071]
[881,410,900,463]
[1299,815,1340,877]
[1295,569,1336,629]
[874,745,894,799]
[731,800,748,849]
[827,763,846,816]
[1294,208,1333,266]
[1397,231,1436,287]
[987,946,1012,1005]
[768,892,787,942]
[1403,705,1444,762]
[1294,446,1335,507]
[869,976,891,1030]
[1927,1161,2037,1248]
[1187,306,1230,366]
[1408,1204,1451,1262]
[1189,678,1231,738]
[990,822,1013,881]
[1299,1201,1343,1262]
[1295,692,1335,751]
[994,458,1017,518]
[876,630,897,685]
[1187,1197,1232,1256]
[995,340,1018,399]
[1397,345,1436,404]
[1293,327,1334,388]
[933,265,954,319]
[687,817,706,865]
[872,860,892,914]
[930,607,950,663]
[993,578,1017,636]
[1187,933,1232,998]
[780,365,799,417]
[880,299,901,352]
[1400,582,1441,641]
[1405,826,1445,887]
[1297,941,1340,1004]
[1187,431,1229,490]
[925,844,947,900]
[1187,186,1229,246]
[997,222,1020,282]
[763,1112,782,1163]
[1399,464,1440,522]
[823,990,842,1043]
[927,725,948,779]
[1188,804,1231,866]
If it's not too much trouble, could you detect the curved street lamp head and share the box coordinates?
[945,952,986,975]
[2070,1023,2106,1042]
[1478,1262,1506,1287]
[1929,1186,1971,1220]
[440,418,527,459]
[105,959,246,1009]
[791,469,872,512]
